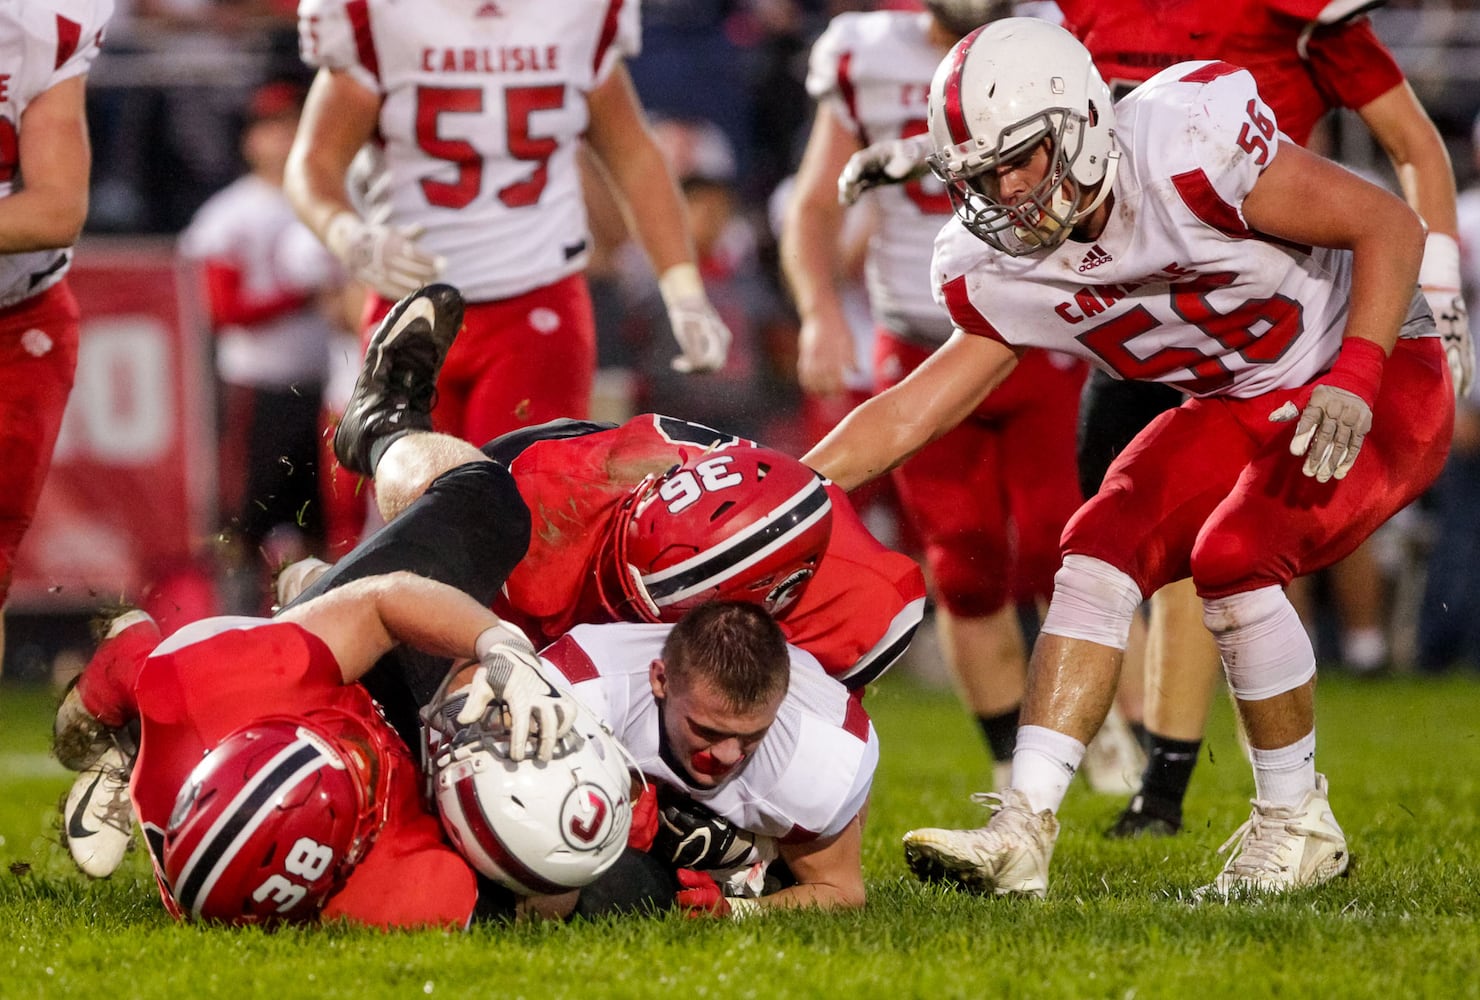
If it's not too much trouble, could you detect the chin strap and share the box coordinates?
[1073,147,1121,224]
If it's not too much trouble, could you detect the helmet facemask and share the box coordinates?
[933,109,1090,256]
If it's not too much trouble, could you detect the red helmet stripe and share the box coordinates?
[452,776,569,896]
[941,25,989,148]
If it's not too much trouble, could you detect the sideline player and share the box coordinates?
[804,19,1452,898]
[177,80,342,606]
[782,0,1096,792]
[1056,0,1471,837]
[285,0,732,449]
[53,569,580,926]
[0,0,113,671]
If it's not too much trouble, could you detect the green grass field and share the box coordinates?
[3,671,1478,999]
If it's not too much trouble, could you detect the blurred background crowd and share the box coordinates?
[7,0,1480,683]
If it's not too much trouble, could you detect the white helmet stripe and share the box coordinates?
[641,477,831,606]
[173,740,329,915]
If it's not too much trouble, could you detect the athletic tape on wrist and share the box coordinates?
[658,263,705,307]
[1321,337,1386,408]
[1419,232,1461,292]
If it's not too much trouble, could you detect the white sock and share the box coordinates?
[1342,626,1387,673]
[1248,730,1317,808]
[1011,725,1086,814]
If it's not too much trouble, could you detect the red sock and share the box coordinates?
[75,612,161,727]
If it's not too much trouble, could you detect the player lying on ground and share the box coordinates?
[428,601,875,916]
[52,571,629,927]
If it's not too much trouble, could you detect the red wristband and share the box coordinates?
[1321,338,1387,408]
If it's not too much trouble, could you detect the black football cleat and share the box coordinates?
[1106,793,1182,839]
[333,283,464,476]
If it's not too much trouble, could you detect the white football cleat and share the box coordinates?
[63,744,136,879]
[1080,704,1146,795]
[902,789,1059,898]
[1195,773,1348,901]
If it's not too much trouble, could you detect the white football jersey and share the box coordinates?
[179,175,339,386]
[807,11,954,343]
[932,60,1435,399]
[539,622,878,844]
[298,0,640,302]
[0,0,113,309]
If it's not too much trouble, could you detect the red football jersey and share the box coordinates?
[1055,0,1404,144]
[497,415,927,687]
[131,618,477,929]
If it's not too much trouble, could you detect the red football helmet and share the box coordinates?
[609,447,834,623]
[162,711,389,925]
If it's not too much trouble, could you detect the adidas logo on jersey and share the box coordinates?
[1077,244,1113,273]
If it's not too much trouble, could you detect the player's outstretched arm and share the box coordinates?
[277,572,502,678]
[803,331,1018,490]
[0,76,89,253]
[281,573,576,761]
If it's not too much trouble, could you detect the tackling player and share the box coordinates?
[53,569,584,927]
[292,285,926,709]
[804,19,1452,898]
[0,0,113,671]
[285,0,733,449]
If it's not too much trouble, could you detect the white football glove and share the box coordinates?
[457,622,576,762]
[324,210,444,300]
[1420,233,1473,399]
[659,264,732,373]
[837,136,933,206]
[1269,384,1373,483]
[1428,290,1474,400]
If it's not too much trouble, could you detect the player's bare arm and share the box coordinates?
[782,104,864,397]
[587,64,731,373]
[0,75,89,253]
[585,63,696,277]
[803,330,1019,490]
[283,68,379,241]
[277,572,502,682]
[768,812,867,911]
[1356,80,1472,396]
[1357,82,1459,239]
[1241,139,1424,356]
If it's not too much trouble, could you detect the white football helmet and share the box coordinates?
[428,694,634,896]
[926,17,1119,256]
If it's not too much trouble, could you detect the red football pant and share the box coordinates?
[0,281,80,604]
[362,272,596,448]
[1064,338,1452,600]
[875,334,1087,615]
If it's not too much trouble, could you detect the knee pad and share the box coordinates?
[926,535,1008,618]
[1040,554,1143,649]
[1203,585,1315,701]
